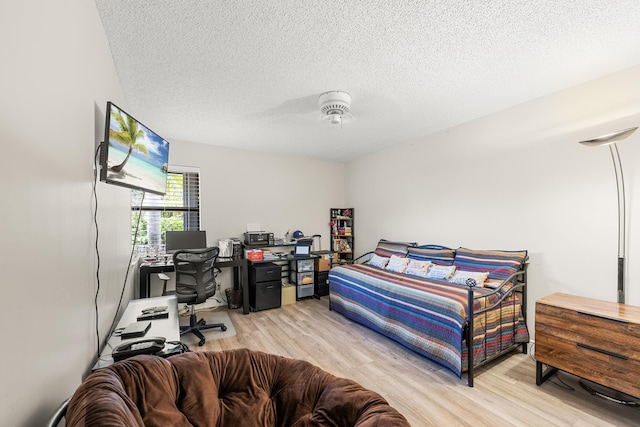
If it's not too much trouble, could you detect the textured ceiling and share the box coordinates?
[94,0,640,162]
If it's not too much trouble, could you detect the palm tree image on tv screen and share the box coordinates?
[104,104,169,195]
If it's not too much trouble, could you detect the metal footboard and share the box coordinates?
[466,266,528,387]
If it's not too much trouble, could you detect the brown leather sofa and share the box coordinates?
[65,348,410,426]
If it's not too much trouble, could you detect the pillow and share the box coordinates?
[374,239,414,258]
[449,271,489,287]
[425,265,456,280]
[407,245,455,265]
[453,248,528,280]
[386,255,410,273]
[484,279,504,289]
[368,254,390,269]
[405,259,431,278]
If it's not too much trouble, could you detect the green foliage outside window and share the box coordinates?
[131,172,199,249]
[131,211,184,246]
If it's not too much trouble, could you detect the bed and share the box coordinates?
[328,242,530,386]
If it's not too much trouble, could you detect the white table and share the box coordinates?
[92,295,180,370]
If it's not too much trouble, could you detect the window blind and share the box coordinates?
[131,169,200,248]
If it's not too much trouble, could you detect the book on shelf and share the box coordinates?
[334,238,351,253]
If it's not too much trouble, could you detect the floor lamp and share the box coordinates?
[578,126,638,406]
[578,126,637,304]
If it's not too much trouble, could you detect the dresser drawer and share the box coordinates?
[249,280,282,311]
[536,333,640,398]
[289,271,314,286]
[535,292,640,399]
[291,258,314,272]
[536,303,640,361]
[250,262,282,283]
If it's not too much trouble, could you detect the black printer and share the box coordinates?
[244,231,274,246]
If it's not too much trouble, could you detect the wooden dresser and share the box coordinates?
[535,292,640,399]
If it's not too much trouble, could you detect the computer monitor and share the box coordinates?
[165,231,207,253]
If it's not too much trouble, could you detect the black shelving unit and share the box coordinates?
[330,208,354,265]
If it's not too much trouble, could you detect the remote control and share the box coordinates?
[137,311,169,321]
[142,305,168,314]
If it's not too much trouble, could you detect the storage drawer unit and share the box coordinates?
[289,271,314,286]
[250,262,281,283]
[297,284,314,299]
[249,262,282,311]
[535,292,640,399]
[293,258,314,272]
[315,271,329,297]
[289,258,315,300]
[250,280,281,311]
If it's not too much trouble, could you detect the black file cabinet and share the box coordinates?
[249,262,282,311]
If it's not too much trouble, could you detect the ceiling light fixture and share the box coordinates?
[319,91,352,126]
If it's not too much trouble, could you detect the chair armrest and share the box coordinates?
[45,397,70,427]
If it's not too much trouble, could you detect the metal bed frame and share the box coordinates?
[332,250,529,387]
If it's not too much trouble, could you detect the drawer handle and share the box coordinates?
[576,343,628,360]
[577,310,628,323]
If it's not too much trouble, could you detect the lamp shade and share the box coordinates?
[578,127,637,147]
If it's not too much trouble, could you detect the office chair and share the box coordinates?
[169,247,227,345]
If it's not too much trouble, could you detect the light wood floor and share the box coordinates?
[192,298,639,426]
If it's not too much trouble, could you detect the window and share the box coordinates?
[131,166,200,252]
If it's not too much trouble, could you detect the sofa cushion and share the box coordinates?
[65,349,409,427]
[373,239,414,258]
[453,248,528,280]
[407,245,455,265]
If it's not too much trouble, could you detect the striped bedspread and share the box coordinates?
[329,264,529,377]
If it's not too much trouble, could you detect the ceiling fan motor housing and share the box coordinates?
[319,91,351,117]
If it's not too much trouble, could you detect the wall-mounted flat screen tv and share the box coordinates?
[100,101,170,195]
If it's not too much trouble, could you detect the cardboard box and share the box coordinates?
[282,284,296,305]
[315,253,337,272]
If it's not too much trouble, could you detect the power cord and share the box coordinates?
[528,340,535,361]
[92,144,101,357]
[549,371,575,391]
[529,340,575,391]
[178,304,221,316]
[103,192,145,347]
[93,146,146,355]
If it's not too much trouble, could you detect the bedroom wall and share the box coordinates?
[0,0,133,425]
[1,3,346,424]
[150,140,345,297]
[345,65,640,336]
[1,2,344,424]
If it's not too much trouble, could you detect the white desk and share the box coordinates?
[93,295,180,370]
